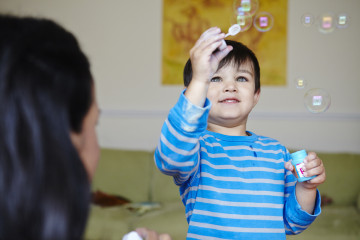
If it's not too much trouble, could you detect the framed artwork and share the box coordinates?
[162,0,287,86]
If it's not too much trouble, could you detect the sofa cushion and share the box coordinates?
[133,202,188,240]
[150,162,183,203]
[288,206,360,240]
[316,153,360,206]
[92,149,154,202]
[85,205,133,240]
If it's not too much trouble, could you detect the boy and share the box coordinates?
[154,27,326,239]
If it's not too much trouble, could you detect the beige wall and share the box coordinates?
[1,0,359,153]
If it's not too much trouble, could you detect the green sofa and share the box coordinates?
[84,149,360,240]
[85,149,188,240]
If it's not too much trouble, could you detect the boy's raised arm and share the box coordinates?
[154,27,232,185]
[185,27,232,107]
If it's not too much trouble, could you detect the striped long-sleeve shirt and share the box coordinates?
[154,92,321,240]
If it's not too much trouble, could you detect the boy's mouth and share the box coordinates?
[219,98,240,103]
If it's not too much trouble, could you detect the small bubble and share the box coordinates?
[254,12,274,32]
[295,78,307,89]
[231,11,253,32]
[233,0,259,17]
[304,88,331,113]
[301,13,314,27]
[318,13,335,34]
[336,13,350,29]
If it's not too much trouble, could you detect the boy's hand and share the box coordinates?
[285,152,326,214]
[285,152,326,189]
[185,27,233,107]
[190,27,233,83]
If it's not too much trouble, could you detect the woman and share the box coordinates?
[0,15,170,240]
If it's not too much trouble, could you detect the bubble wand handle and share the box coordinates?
[219,24,241,50]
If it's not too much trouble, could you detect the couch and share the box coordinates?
[84,149,360,240]
[84,149,188,240]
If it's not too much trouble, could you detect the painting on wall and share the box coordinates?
[162,0,287,86]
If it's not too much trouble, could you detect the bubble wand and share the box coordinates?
[219,24,241,50]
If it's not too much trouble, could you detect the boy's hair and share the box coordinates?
[183,40,260,93]
[0,15,92,239]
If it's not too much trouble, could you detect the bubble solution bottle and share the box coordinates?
[290,150,316,182]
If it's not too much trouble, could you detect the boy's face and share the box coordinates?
[207,60,260,129]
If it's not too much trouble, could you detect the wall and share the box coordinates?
[1,0,359,153]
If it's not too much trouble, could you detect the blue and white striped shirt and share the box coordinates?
[154,92,321,239]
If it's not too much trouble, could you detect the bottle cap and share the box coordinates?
[291,150,307,163]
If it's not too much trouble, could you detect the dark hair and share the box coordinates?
[183,40,260,93]
[0,15,92,239]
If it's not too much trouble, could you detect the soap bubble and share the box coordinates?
[254,12,274,32]
[295,77,307,89]
[336,13,350,29]
[318,13,335,34]
[304,88,331,113]
[301,13,314,27]
[231,11,253,32]
[233,0,259,17]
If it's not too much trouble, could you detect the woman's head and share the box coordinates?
[0,15,98,239]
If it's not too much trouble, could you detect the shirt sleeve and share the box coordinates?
[283,150,322,235]
[154,90,211,186]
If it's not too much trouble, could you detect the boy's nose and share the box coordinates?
[224,82,238,92]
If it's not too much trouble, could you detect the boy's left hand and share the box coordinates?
[285,152,326,189]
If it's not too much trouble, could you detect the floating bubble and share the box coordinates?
[318,13,335,34]
[336,13,350,29]
[304,88,331,113]
[301,13,314,27]
[231,11,253,32]
[295,77,307,89]
[254,12,274,32]
[233,0,259,17]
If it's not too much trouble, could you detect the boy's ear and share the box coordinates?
[253,89,261,107]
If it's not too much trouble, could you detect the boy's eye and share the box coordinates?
[210,77,221,82]
[237,77,248,82]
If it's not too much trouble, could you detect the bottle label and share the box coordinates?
[295,162,306,178]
